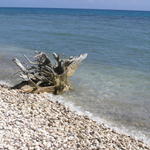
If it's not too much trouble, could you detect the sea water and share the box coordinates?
[0,8,150,144]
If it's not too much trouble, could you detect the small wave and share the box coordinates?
[0,81,149,145]
[0,80,13,87]
[50,32,77,37]
[45,93,150,145]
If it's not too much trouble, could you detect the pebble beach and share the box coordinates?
[0,85,149,150]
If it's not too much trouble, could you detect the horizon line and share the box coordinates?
[0,6,150,12]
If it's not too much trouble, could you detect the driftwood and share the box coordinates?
[12,52,87,94]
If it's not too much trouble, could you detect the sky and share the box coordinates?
[0,0,150,11]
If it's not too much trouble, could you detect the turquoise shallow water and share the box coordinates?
[0,8,150,143]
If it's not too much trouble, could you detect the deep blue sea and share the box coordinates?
[0,7,150,144]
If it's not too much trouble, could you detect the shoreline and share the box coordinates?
[0,85,149,149]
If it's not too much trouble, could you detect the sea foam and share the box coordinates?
[45,93,150,145]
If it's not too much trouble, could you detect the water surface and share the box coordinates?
[0,7,150,144]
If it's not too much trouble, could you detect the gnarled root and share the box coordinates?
[12,52,87,94]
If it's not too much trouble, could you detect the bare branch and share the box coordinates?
[12,52,87,94]
[24,55,38,65]
[12,58,28,73]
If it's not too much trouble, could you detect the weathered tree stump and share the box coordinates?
[12,52,87,94]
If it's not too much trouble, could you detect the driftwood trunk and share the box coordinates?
[12,52,87,94]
